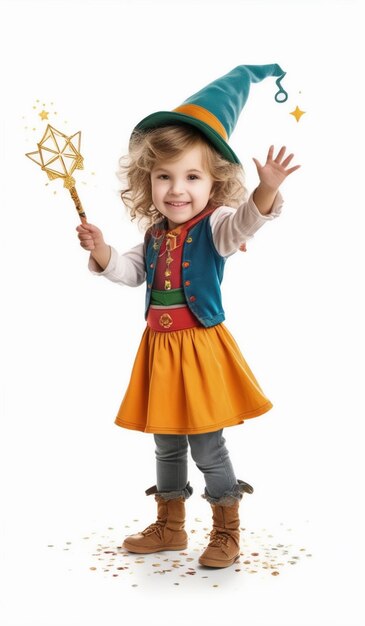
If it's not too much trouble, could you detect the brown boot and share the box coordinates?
[199,480,253,568]
[122,485,190,554]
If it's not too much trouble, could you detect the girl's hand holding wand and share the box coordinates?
[76,223,111,270]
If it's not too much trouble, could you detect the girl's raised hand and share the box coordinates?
[76,222,105,251]
[252,146,300,191]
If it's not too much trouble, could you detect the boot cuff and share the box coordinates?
[145,481,193,501]
[202,479,254,506]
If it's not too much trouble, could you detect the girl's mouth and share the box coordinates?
[165,202,190,207]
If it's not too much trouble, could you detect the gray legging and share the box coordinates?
[154,429,243,502]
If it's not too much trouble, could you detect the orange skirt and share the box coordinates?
[115,323,273,435]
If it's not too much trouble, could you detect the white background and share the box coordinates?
[1,0,364,625]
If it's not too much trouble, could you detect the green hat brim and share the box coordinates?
[133,111,241,164]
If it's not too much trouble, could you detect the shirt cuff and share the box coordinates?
[88,246,117,275]
[247,190,284,220]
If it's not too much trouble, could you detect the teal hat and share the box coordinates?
[133,64,288,164]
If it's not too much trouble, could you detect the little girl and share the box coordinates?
[77,65,300,568]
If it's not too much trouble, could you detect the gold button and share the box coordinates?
[189,295,196,303]
[182,261,190,268]
[159,313,173,329]
[153,242,160,250]
[184,280,191,286]
[186,237,193,243]
[150,263,154,269]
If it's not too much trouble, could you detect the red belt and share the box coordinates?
[147,306,202,332]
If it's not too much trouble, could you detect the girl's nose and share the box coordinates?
[170,179,184,194]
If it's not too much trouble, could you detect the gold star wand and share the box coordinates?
[26,124,87,224]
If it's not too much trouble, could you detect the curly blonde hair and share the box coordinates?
[119,124,247,229]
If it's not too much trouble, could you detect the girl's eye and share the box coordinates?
[155,174,199,181]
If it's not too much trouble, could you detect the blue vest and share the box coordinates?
[144,214,226,327]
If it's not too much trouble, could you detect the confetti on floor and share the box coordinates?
[46,517,312,588]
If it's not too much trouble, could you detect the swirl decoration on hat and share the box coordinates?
[274,74,288,103]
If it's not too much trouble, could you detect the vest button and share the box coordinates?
[189,295,196,303]
[147,283,152,289]
[182,261,190,268]
[186,237,193,243]
[149,263,154,269]
[184,280,191,287]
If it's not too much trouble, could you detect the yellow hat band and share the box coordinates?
[172,103,228,141]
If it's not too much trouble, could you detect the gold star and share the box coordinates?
[39,110,49,120]
[290,106,305,122]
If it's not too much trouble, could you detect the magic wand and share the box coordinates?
[26,124,87,224]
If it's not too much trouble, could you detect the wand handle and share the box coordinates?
[69,186,87,224]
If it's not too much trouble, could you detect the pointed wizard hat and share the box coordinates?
[132,64,288,164]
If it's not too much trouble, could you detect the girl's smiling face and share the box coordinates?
[150,143,214,230]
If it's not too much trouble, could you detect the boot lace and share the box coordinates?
[141,521,165,539]
[208,529,230,547]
